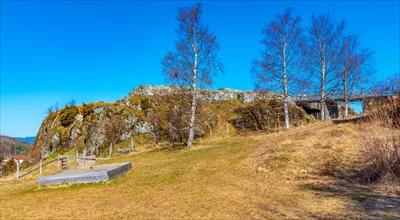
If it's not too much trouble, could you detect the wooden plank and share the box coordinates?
[39,160,42,175]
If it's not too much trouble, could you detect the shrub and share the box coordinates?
[2,159,16,176]
[368,97,400,129]
[358,96,400,184]
[140,97,151,112]
[81,104,94,118]
[143,92,217,144]
[359,133,400,183]
[104,116,124,156]
[168,105,188,142]
[20,160,30,170]
[59,106,79,127]
[233,99,313,131]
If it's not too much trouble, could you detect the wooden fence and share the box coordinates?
[16,155,109,180]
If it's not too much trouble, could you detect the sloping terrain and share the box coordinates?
[1,122,399,219]
[0,136,32,157]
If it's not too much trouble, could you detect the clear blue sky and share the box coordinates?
[1,0,399,137]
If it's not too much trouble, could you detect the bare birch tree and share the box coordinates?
[162,4,222,147]
[253,9,304,129]
[336,34,374,117]
[307,14,345,120]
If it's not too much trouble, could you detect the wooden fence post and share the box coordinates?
[130,137,134,152]
[57,155,60,172]
[16,160,20,180]
[39,159,43,175]
[83,147,87,166]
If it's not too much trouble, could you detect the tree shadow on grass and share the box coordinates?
[300,176,400,219]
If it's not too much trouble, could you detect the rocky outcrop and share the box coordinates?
[31,101,151,159]
[30,85,311,160]
[128,85,289,103]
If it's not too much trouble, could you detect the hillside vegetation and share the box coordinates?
[30,85,313,161]
[0,136,32,158]
[1,122,399,219]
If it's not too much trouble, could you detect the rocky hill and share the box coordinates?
[0,136,32,157]
[30,85,314,160]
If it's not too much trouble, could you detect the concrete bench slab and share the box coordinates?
[37,162,132,186]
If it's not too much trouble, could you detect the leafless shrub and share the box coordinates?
[355,79,400,185]
[143,92,217,144]
[233,98,313,131]
[358,133,400,183]
[104,116,124,157]
[368,97,400,129]
[168,105,188,143]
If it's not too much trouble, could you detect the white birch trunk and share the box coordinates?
[282,39,290,129]
[343,76,349,117]
[320,54,327,120]
[187,51,198,148]
[109,143,113,157]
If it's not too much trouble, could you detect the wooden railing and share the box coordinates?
[294,93,397,103]
[16,155,109,180]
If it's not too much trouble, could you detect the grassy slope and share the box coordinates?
[1,122,399,219]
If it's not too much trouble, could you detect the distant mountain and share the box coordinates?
[15,136,36,144]
[0,135,33,157]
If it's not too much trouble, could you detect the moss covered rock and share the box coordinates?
[29,85,315,160]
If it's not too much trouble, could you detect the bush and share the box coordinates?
[81,103,94,118]
[2,159,16,176]
[143,92,217,144]
[233,99,312,131]
[358,96,400,184]
[359,133,400,183]
[59,106,79,127]
[368,97,400,129]
[140,97,151,112]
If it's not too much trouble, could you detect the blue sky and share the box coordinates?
[1,0,399,137]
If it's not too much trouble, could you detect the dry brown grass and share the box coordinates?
[1,122,399,219]
[249,122,400,218]
[354,97,400,188]
[358,131,400,184]
[368,96,400,129]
